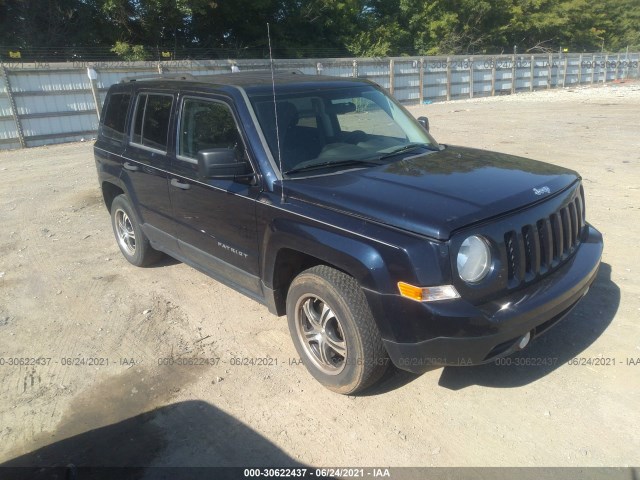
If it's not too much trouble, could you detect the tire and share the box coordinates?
[286,265,389,394]
[110,194,162,267]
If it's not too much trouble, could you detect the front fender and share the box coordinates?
[263,218,403,292]
[260,215,449,341]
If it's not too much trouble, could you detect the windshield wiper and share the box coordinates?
[377,142,437,161]
[284,159,382,176]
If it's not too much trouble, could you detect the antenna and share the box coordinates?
[267,23,285,203]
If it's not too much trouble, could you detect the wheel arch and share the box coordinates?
[101,180,125,212]
[262,221,395,318]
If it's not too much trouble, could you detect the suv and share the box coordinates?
[94,71,603,394]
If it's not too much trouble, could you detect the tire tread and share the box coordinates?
[290,265,388,394]
[111,194,162,267]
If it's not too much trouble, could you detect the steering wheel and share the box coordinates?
[342,130,367,144]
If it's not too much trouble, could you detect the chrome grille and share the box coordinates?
[504,189,585,287]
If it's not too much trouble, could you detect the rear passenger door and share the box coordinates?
[168,95,261,297]
[122,91,176,251]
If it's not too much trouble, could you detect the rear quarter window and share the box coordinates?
[131,93,173,152]
[100,93,131,141]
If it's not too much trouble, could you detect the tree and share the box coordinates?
[0,0,109,53]
[111,41,148,60]
[1,0,639,59]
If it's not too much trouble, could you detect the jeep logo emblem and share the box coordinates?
[533,186,551,196]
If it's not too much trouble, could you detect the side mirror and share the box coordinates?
[197,148,250,180]
[417,116,430,132]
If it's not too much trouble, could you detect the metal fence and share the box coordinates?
[1,52,639,150]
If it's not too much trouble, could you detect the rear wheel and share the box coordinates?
[286,265,388,394]
[110,195,162,267]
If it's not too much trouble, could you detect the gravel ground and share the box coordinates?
[0,82,639,473]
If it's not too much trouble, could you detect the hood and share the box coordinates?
[283,146,580,240]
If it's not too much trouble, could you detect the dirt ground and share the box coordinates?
[0,82,639,473]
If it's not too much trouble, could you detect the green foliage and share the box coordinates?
[110,41,148,61]
[347,24,410,57]
[1,0,639,58]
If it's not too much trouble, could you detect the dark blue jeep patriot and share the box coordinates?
[94,71,603,394]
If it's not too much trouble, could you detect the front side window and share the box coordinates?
[178,98,243,160]
[101,93,131,141]
[131,93,173,151]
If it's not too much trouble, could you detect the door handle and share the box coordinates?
[123,162,139,172]
[171,178,191,190]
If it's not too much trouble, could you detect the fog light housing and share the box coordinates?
[398,282,460,302]
[518,331,531,349]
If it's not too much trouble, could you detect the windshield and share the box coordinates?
[249,85,439,177]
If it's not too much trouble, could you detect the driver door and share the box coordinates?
[168,95,261,297]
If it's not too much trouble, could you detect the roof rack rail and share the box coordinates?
[119,73,197,83]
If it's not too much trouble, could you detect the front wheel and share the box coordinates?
[286,265,388,394]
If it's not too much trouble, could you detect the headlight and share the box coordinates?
[457,235,491,283]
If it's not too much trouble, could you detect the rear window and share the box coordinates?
[131,93,173,151]
[101,93,131,141]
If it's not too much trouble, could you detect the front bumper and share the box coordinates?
[377,225,603,374]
